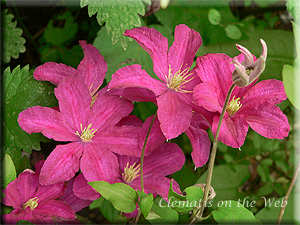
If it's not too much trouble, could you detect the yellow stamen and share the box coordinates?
[22,197,38,210]
[75,123,98,142]
[246,68,254,75]
[165,64,194,93]
[122,162,140,184]
[226,96,242,116]
[89,83,101,107]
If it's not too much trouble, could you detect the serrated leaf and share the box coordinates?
[44,11,78,46]
[88,181,138,213]
[4,65,57,154]
[212,200,262,224]
[2,154,16,189]
[81,0,150,49]
[2,9,26,63]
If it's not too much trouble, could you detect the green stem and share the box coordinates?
[189,84,236,224]
[140,113,157,193]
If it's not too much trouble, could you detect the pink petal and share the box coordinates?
[244,102,290,139]
[117,115,143,127]
[18,106,77,142]
[33,182,66,203]
[39,142,83,185]
[121,87,157,103]
[139,115,166,156]
[3,208,33,224]
[186,126,211,168]
[157,91,193,139]
[55,77,92,132]
[72,173,100,201]
[88,92,133,131]
[93,125,141,157]
[194,53,233,101]
[16,171,39,204]
[168,24,202,74]
[109,64,167,96]
[77,41,107,93]
[60,176,93,212]
[193,83,223,113]
[212,115,249,148]
[242,80,287,106]
[34,200,76,222]
[33,62,78,85]
[34,160,45,175]
[124,27,169,80]
[2,180,22,208]
[143,143,185,177]
[80,145,119,183]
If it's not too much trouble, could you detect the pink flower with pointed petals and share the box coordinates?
[109,24,202,139]
[18,76,136,185]
[193,52,290,148]
[2,162,76,224]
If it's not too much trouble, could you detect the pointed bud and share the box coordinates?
[232,39,267,87]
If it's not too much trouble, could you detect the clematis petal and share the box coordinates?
[93,125,141,157]
[242,80,287,106]
[244,102,290,139]
[77,41,107,94]
[3,208,33,224]
[124,26,169,80]
[60,176,93,212]
[117,115,143,127]
[34,200,76,222]
[212,115,249,148]
[194,53,233,101]
[157,91,193,139]
[16,171,39,204]
[72,173,100,201]
[39,142,83,185]
[121,87,157,103]
[139,115,166,156]
[18,106,77,142]
[55,77,91,132]
[88,92,133,131]
[168,24,202,73]
[33,182,66,203]
[193,83,223,113]
[186,125,211,168]
[80,145,119,183]
[143,143,185,177]
[2,180,22,208]
[33,62,78,85]
[109,64,167,96]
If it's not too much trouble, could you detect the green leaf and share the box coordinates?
[3,65,57,154]
[282,64,300,110]
[147,197,178,224]
[90,196,119,223]
[212,200,262,224]
[44,11,78,46]
[286,0,300,23]
[2,9,26,63]
[113,215,128,224]
[81,0,150,49]
[256,194,298,224]
[88,181,138,213]
[16,220,34,225]
[138,192,153,218]
[208,8,221,25]
[196,164,250,208]
[2,154,16,189]
[224,24,242,40]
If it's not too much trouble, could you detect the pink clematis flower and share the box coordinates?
[108,24,202,140]
[193,51,290,148]
[2,161,76,224]
[18,76,136,185]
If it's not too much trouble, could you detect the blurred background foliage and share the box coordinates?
[1,0,298,224]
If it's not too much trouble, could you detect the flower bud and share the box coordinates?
[232,39,267,87]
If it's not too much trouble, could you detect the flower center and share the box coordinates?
[22,197,38,210]
[226,96,242,116]
[245,68,254,75]
[122,162,140,184]
[75,123,98,142]
[165,64,194,93]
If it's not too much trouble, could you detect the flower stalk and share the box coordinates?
[189,84,236,224]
